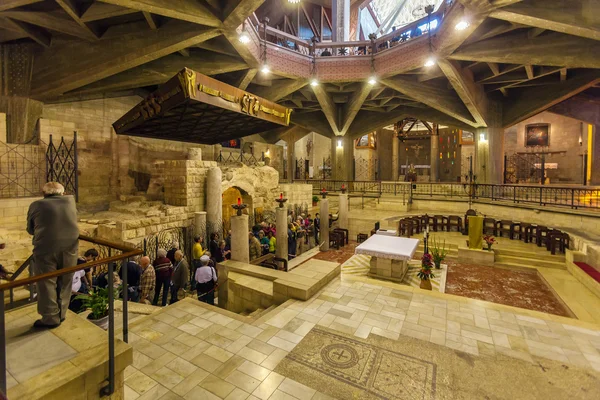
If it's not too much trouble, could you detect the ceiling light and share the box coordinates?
[424,56,436,67]
[238,31,250,44]
[455,20,469,31]
[261,64,270,74]
[310,78,318,87]
[288,0,301,3]
[368,76,377,85]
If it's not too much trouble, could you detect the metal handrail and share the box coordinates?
[1,235,143,397]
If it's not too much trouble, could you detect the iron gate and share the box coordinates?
[46,133,78,201]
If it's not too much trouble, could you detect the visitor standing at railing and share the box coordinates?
[139,256,155,304]
[153,249,173,306]
[26,182,79,329]
[170,250,189,304]
[195,255,217,305]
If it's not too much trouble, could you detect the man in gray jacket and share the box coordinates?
[27,182,79,328]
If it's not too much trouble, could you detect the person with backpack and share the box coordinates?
[195,255,217,305]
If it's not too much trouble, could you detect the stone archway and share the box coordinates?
[222,186,253,234]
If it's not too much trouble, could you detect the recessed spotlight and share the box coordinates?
[261,64,270,74]
[238,31,250,44]
[424,56,436,67]
[310,78,318,87]
[368,76,377,85]
[455,20,469,31]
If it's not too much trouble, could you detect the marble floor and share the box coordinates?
[122,272,600,400]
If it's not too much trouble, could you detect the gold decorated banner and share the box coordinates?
[468,216,483,250]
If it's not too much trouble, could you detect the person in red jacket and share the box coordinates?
[152,248,172,306]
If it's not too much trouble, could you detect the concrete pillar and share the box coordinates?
[589,125,600,185]
[286,139,295,181]
[276,207,288,260]
[332,0,350,42]
[320,199,329,251]
[343,135,354,181]
[392,134,399,181]
[206,167,222,235]
[194,211,207,238]
[230,214,249,263]
[475,102,504,184]
[338,194,348,230]
[430,133,439,182]
[376,128,393,181]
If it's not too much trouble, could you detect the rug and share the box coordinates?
[274,326,600,400]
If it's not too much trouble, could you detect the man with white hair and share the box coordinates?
[195,255,217,305]
[27,181,79,328]
[152,248,172,306]
[139,256,155,304]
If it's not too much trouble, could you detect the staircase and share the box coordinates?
[494,248,566,270]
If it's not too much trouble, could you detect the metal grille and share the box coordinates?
[0,140,46,198]
[216,150,264,166]
[354,156,377,181]
[46,133,78,201]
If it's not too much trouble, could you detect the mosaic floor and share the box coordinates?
[444,261,573,318]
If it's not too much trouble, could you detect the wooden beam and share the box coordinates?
[31,21,220,98]
[97,0,222,28]
[233,68,257,90]
[502,69,600,127]
[195,36,240,58]
[143,12,159,30]
[0,11,98,41]
[223,0,264,29]
[81,2,137,22]
[489,1,600,41]
[6,18,50,48]
[381,76,477,127]
[528,27,545,38]
[560,68,567,82]
[438,59,489,127]
[0,0,42,12]
[55,0,100,40]
[251,79,308,102]
[0,28,27,42]
[525,65,534,80]
[449,31,600,69]
[177,48,190,57]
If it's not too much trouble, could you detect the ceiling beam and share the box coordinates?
[0,11,98,41]
[449,31,600,69]
[251,79,308,102]
[381,76,477,127]
[55,0,100,40]
[438,59,489,127]
[502,69,600,127]
[233,68,257,90]
[489,1,600,41]
[143,11,159,30]
[31,21,220,99]
[291,113,333,138]
[337,83,373,136]
[97,0,222,28]
[80,2,137,22]
[5,18,50,48]
[223,0,264,30]
[312,84,340,136]
[0,0,42,12]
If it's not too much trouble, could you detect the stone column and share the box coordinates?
[332,0,350,42]
[343,135,354,181]
[475,102,503,184]
[230,214,249,263]
[392,134,399,181]
[320,199,329,251]
[430,133,439,182]
[589,125,600,185]
[286,138,295,181]
[194,211,207,238]
[276,207,288,260]
[338,194,348,230]
[206,167,222,235]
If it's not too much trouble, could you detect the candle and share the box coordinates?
[341,184,345,189]
[280,193,283,200]
[237,197,241,206]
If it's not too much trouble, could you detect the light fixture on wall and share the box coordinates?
[238,20,250,44]
[579,122,584,146]
[423,5,436,68]
[367,49,377,84]
[479,132,487,142]
[260,17,270,74]
[455,20,469,30]
[337,139,343,148]
[288,0,301,4]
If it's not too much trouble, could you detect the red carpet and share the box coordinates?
[574,262,600,284]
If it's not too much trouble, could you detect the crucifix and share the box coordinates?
[411,143,423,158]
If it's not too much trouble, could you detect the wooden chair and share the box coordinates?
[357,233,368,243]
[334,228,348,246]
[483,218,497,235]
[496,220,514,238]
[514,222,531,242]
[447,216,462,232]
[399,219,414,237]
[535,226,549,247]
[463,209,477,234]
[409,217,423,234]
[433,215,445,231]
[546,230,569,254]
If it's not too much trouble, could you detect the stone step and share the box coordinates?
[494,247,565,262]
[495,255,566,270]
[249,308,265,317]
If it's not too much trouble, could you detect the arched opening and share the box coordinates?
[222,186,253,234]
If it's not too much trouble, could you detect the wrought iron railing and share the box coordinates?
[292,180,600,210]
[215,150,264,167]
[0,235,143,396]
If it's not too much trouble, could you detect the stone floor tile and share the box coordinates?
[261,349,289,370]
[191,353,223,373]
[256,326,279,342]
[167,357,199,378]
[354,323,372,339]
[268,389,298,400]
[125,385,140,400]
[267,336,297,352]
[282,318,306,333]
[162,340,192,357]
[311,392,336,400]
[238,360,271,381]
[316,314,336,328]
[445,340,479,356]
[446,332,478,347]
[178,323,204,336]
[461,329,494,345]
[225,388,251,400]
[371,327,400,340]
[333,316,361,329]
[206,334,234,349]
[172,368,210,397]
[277,378,316,400]
[329,321,356,335]
[226,370,262,393]
[474,315,490,330]
[200,373,236,398]
[446,320,461,334]
[489,323,522,337]
[430,329,446,346]
[494,346,534,363]
[204,345,234,362]
[229,335,255,354]
[137,384,170,400]
[183,387,221,400]
[219,327,244,342]
[124,365,138,379]
[491,331,511,348]
[266,309,300,329]
[296,312,321,324]
[362,317,388,330]
[401,328,431,341]
[294,321,315,337]
[327,308,353,319]
[189,317,214,329]
[507,335,529,352]
[387,318,403,333]
[275,330,304,344]
[141,352,178,375]
[135,339,169,360]
[181,341,212,362]
[159,391,186,400]
[528,347,569,363]
[247,339,277,356]
[477,342,497,356]
[238,346,269,364]
[214,355,247,380]
[151,366,185,389]
[133,351,154,370]
[252,371,286,400]
[125,371,159,395]
[175,332,203,348]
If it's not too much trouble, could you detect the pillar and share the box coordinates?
[332,135,354,181]
[194,211,207,239]
[276,207,288,260]
[206,167,222,235]
[376,128,393,181]
[338,194,348,230]
[430,132,439,182]
[230,214,249,263]
[286,138,295,181]
[332,0,350,42]
[590,125,600,185]
[320,198,329,251]
[475,102,504,184]
[343,136,354,181]
[392,134,399,181]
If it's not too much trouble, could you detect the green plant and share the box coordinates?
[430,237,448,268]
[417,253,435,281]
[75,287,110,319]
[312,195,320,203]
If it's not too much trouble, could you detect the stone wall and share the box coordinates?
[278,183,313,208]
[0,197,40,229]
[222,164,280,211]
[163,160,218,208]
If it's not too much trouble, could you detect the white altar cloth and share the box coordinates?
[355,235,419,261]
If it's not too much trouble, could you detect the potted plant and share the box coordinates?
[418,253,435,290]
[430,237,447,269]
[75,287,110,330]
[312,195,320,207]
[483,235,496,251]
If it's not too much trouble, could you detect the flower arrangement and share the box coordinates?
[418,253,435,281]
[483,234,496,251]
[430,237,447,269]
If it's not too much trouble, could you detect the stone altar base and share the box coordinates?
[458,246,495,266]
[368,257,409,283]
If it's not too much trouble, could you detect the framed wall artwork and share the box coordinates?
[355,131,376,149]
[460,130,474,145]
[525,123,550,147]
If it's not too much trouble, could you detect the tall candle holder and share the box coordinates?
[321,188,328,199]
[231,197,247,216]
[340,184,347,194]
[275,192,288,208]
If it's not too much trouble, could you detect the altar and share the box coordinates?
[355,235,420,282]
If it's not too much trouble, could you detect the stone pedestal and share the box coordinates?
[230,214,249,263]
[368,257,409,282]
[206,167,222,235]
[458,247,495,266]
[276,207,288,260]
[338,194,348,230]
[194,211,207,238]
[320,199,329,251]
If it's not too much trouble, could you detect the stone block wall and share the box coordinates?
[0,197,40,229]
[278,184,312,208]
[163,160,218,208]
